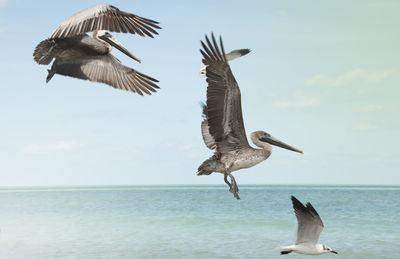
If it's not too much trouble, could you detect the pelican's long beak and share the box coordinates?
[331,251,338,254]
[260,135,303,154]
[99,33,141,63]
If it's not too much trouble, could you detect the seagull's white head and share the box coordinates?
[322,244,338,254]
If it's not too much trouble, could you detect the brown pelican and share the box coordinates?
[198,34,303,199]
[33,4,161,95]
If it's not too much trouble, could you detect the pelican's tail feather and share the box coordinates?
[197,159,213,175]
[197,155,224,175]
[197,165,213,175]
[33,39,55,65]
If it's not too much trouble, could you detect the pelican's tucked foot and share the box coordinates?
[280,251,292,255]
[46,69,55,83]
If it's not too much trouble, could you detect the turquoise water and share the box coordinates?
[0,185,399,258]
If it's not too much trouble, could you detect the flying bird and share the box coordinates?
[200,49,251,77]
[33,4,161,95]
[198,33,303,199]
[277,196,338,255]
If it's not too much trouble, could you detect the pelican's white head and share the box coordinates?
[93,30,108,39]
[93,30,141,63]
[251,131,303,153]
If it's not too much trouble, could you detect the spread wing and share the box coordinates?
[200,49,251,77]
[50,54,159,95]
[291,196,324,245]
[200,34,250,153]
[50,4,161,39]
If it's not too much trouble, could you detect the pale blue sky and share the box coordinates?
[0,0,399,185]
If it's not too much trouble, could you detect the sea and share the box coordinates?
[0,185,399,258]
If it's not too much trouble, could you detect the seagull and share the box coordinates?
[33,4,161,95]
[200,49,251,77]
[277,196,338,255]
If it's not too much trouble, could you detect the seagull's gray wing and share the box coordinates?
[200,34,250,153]
[49,54,159,95]
[291,196,324,245]
[50,4,161,39]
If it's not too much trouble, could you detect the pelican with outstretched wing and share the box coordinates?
[33,4,161,95]
[198,33,303,199]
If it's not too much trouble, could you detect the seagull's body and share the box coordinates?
[279,244,329,255]
[198,34,302,199]
[33,4,161,95]
[277,196,338,255]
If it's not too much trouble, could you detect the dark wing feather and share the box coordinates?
[291,196,324,245]
[201,103,217,150]
[50,4,161,39]
[200,33,250,153]
[50,54,159,95]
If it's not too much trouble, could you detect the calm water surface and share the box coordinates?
[0,185,399,258]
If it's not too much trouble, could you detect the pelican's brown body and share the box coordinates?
[35,33,110,82]
[34,33,110,65]
[198,132,272,176]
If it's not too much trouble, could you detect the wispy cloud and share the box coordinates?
[359,104,383,112]
[22,141,84,154]
[307,69,392,87]
[272,93,320,109]
[353,122,377,131]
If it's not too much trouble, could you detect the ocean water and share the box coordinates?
[0,185,399,259]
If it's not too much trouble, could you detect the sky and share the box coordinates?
[0,0,399,186]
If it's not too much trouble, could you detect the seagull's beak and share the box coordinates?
[259,135,303,154]
[331,250,338,254]
[99,33,141,63]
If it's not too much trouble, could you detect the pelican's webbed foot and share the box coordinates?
[224,173,231,188]
[224,172,240,200]
[229,174,240,200]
